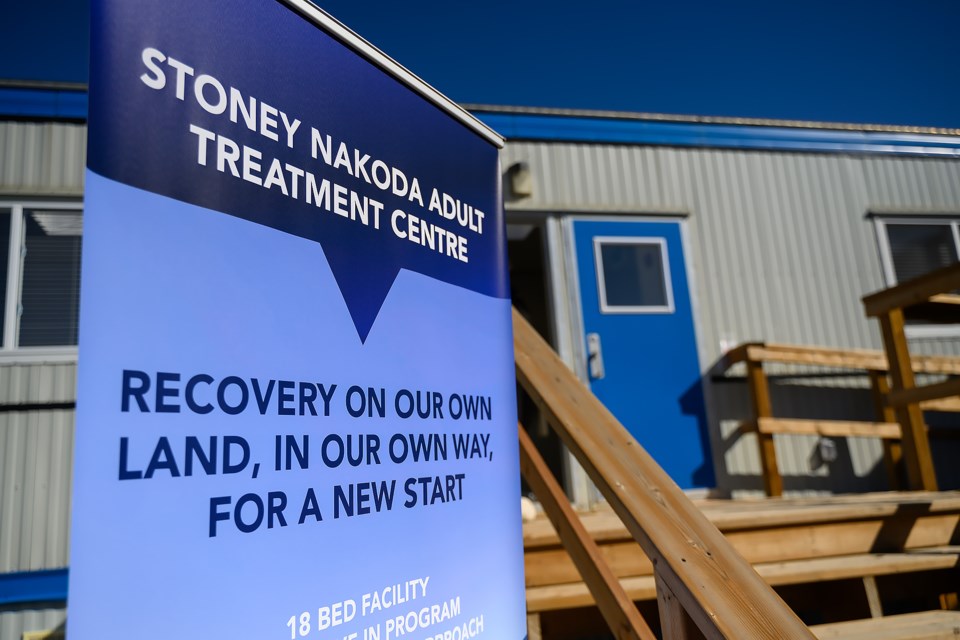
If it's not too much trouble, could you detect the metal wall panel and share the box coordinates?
[3,122,960,579]
[0,402,75,574]
[0,120,83,617]
[0,363,77,406]
[502,141,960,496]
[0,605,66,640]
[0,122,86,196]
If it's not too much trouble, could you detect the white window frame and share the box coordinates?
[873,216,960,339]
[593,236,675,314]
[0,199,81,363]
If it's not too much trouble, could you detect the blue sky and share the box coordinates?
[3,0,958,128]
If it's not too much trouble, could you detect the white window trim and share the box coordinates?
[0,346,78,364]
[0,199,83,359]
[593,236,675,314]
[873,216,960,339]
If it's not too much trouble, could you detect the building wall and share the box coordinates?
[0,121,85,196]
[2,122,960,635]
[500,140,960,495]
[0,120,83,638]
[0,604,65,640]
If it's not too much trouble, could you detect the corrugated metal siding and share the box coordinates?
[2,121,959,580]
[0,605,66,640]
[0,363,77,406]
[501,141,960,496]
[0,121,86,195]
[0,363,76,573]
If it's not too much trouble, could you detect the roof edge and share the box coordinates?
[463,103,960,138]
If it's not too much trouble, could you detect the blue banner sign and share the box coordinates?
[69,2,526,639]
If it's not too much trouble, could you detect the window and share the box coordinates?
[875,217,960,333]
[593,236,674,313]
[0,202,83,354]
[880,220,959,284]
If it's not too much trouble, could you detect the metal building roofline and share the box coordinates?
[3,83,959,157]
[464,103,960,137]
[467,104,960,158]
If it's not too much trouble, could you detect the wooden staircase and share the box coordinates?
[513,308,960,639]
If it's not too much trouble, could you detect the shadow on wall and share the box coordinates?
[679,378,717,489]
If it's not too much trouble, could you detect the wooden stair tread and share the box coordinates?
[526,548,960,613]
[810,611,960,639]
[523,491,960,547]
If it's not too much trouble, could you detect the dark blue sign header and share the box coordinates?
[87,0,507,341]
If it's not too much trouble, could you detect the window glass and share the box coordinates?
[597,241,670,310]
[886,223,958,283]
[0,210,9,342]
[18,210,83,347]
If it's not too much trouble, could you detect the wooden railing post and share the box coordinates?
[868,370,903,490]
[862,263,960,491]
[746,355,782,497]
[877,308,938,491]
[655,570,706,640]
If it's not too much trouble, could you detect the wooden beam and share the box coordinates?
[886,377,960,409]
[878,309,938,491]
[863,262,960,318]
[929,293,960,306]
[526,548,960,612]
[656,570,704,640]
[870,371,903,491]
[746,344,888,371]
[527,613,542,640]
[746,359,783,497]
[525,491,960,549]
[513,308,814,639]
[525,516,960,588]
[921,396,960,412]
[719,342,960,376]
[862,576,883,619]
[518,425,656,640]
[810,610,960,640]
[752,417,902,440]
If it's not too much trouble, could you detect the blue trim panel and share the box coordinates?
[0,569,68,606]
[476,113,960,158]
[3,86,960,157]
[0,88,88,119]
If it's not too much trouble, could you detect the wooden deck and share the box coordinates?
[513,273,960,639]
[524,491,960,639]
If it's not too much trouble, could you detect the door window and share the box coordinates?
[593,237,674,313]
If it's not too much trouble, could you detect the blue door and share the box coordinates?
[572,218,714,489]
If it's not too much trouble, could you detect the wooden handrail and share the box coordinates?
[886,377,960,408]
[749,417,902,440]
[718,342,960,376]
[513,308,814,639]
[863,262,960,317]
[717,340,960,494]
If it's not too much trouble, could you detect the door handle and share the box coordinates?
[587,332,605,380]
